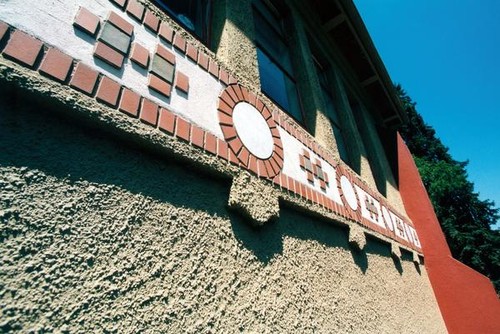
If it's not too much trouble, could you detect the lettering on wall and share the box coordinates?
[0,0,421,251]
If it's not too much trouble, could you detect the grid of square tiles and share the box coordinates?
[105,0,236,90]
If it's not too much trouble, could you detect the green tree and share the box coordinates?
[396,85,500,292]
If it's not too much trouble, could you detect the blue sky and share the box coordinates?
[353,0,500,228]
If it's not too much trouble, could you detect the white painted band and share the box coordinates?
[340,175,358,211]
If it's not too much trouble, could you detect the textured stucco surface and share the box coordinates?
[0,88,448,333]
[228,172,279,226]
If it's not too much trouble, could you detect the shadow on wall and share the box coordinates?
[0,86,409,275]
[0,88,230,218]
[229,205,404,275]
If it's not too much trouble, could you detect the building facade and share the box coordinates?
[0,0,497,332]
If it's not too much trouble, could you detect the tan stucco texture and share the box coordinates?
[0,90,447,333]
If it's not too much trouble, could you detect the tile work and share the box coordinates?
[39,47,73,82]
[3,30,43,68]
[98,22,131,54]
[300,149,330,191]
[130,43,150,68]
[94,41,124,68]
[0,0,423,252]
[151,54,174,83]
[73,7,100,37]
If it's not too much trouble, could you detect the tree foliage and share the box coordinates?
[396,84,500,292]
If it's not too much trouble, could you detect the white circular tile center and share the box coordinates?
[340,175,358,210]
[232,102,274,159]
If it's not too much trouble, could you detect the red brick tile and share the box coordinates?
[255,98,264,112]
[265,160,277,176]
[204,132,217,155]
[235,86,246,102]
[94,41,124,68]
[3,30,43,68]
[262,107,272,120]
[229,150,239,165]
[289,178,296,194]
[217,139,229,160]
[269,157,281,175]
[159,22,174,43]
[74,7,100,36]
[219,69,229,85]
[139,98,159,126]
[273,175,283,189]
[220,124,237,141]
[69,62,99,95]
[175,71,189,94]
[96,76,121,107]
[156,44,175,64]
[300,183,307,199]
[0,21,8,41]
[218,112,233,126]
[130,43,149,68]
[248,156,259,175]
[258,160,268,178]
[148,73,172,98]
[228,138,242,155]
[144,10,160,33]
[158,108,176,134]
[119,88,141,116]
[320,194,327,208]
[329,200,337,213]
[270,127,280,139]
[273,154,283,170]
[226,87,240,104]
[110,0,127,8]
[307,187,313,202]
[173,34,186,52]
[279,174,287,189]
[107,11,134,36]
[275,145,284,160]
[176,117,191,142]
[218,99,234,116]
[198,51,209,70]
[247,92,257,106]
[126,0,145,21]
[39,47,73,82]
[288,177,297,193]
[314,190,321,204]
[241,87,250,102]
[191,125,204,148]
[228,75,237,84]
[208,58,219,78]
[220,90,234,107]
[238,147,250,166]
[186,43,198,62]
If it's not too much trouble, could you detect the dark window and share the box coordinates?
[253,0,303,124]
[313,57,351,165]
[154,0,211,43]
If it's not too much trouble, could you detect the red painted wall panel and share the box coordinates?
[397,133,500,333]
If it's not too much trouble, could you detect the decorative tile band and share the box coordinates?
[218,85,284,178]
[0,0,421,252]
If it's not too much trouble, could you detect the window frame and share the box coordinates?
[252,0,305,125]
[311,50,352,166]
[153,0,212,46]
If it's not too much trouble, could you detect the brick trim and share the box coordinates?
[217,84,284,178]
[0,15,422,252]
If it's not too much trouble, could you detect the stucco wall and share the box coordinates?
[0,89,447,332]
